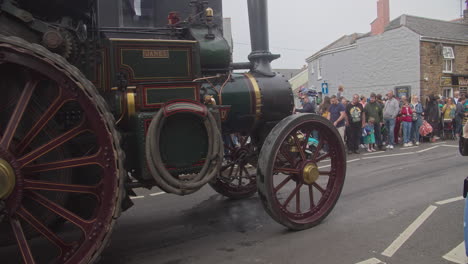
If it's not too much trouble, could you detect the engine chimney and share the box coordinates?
[247,0,280,76]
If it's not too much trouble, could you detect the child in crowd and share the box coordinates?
[364,117,376,152]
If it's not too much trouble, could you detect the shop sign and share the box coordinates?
[440,76,452,86]
[459,77,468,86]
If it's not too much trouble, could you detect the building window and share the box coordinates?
[309,64,314,76]
[442,46,454,73]
[443,87,453,99]
[317,60,322,80]
[443,59,453,73]
[460,87,467,96]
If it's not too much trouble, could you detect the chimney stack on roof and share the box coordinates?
[371,0,390,35]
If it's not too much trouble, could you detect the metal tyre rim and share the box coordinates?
[257,114,346,230]
[0,36,124,264]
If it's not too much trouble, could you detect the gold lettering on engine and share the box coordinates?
[142,49,170,59]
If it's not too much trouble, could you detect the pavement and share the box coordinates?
[100,140,468,264]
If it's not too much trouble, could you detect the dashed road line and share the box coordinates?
[130,196,145,200]
[381,205,438,257]
[355,257,386,264]
[443,242,468,264]
[435,196,464,205]
[347,158,361,163]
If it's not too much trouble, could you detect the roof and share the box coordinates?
[386,15,468,42]
[306,14,468,63]
[274,69,303,79]
[305,33,367,62]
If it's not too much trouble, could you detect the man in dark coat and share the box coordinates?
[425,94,440,142]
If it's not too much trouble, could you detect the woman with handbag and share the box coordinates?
[410,95,424,145]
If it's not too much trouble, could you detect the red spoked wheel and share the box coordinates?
[209,133,257,199]
[0,36,124,263]
[257,114,346,230]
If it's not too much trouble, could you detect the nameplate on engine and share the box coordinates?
[142,49,170,59]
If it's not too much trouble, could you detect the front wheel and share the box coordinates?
[257,114,346,230]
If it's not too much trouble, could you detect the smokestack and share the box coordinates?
[247,0,280,76]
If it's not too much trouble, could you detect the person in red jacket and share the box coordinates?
[400,96,413,147]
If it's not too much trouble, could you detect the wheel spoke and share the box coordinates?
[312,182,325,194]
[308,185,315,209]
[319,171,332,176]
[296,183,301,213]
[227,164,235,177]
[240,135,248,147]
[23,152,103,174]
[293,134,306,161]
[9,216,36,264]
[27,191,92,234]
[278,147,295,166]
[0,79,39,150]
[273,167,300,175]
[17,119,89,168]
[315,153,331,163]
[283,183,303,208]
[312,138,324,161]
[24,179,100,197]
[302,130,312,155]
[242,166,250,178]
[274,175,292,193]
[16,89,72,155]
[16,206,71,254]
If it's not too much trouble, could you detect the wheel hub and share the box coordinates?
[0,158,15,200]
[302,163,319,185]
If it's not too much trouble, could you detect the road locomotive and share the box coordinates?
[0,0,346,263]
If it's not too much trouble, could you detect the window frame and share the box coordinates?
[443,87,453,99]
[317,59,322,80]
[443,59,453,73]
[443,46,455,59]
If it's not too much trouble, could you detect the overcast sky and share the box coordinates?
[222,0,462,69]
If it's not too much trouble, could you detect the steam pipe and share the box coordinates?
[247,0,280,77]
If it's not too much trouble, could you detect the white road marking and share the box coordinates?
[362,152,413,160]
[416,145,440,153]
[441,144,459,148]
[443,242,468,264]
[362,151,386,156]
[355,257,386,264]
[435,196,464,205]
[381,205,438,257]
[130,196,145,200]
[401,146,419,150]
[347,158,360,163]
[318,165,331,169]
[150,192,166,196]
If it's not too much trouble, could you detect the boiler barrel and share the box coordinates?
[218,73,294,133]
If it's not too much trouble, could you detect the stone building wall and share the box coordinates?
[421,42,468,101]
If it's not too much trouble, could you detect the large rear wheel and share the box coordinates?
[0,36,124,263]
[257,114,346,230]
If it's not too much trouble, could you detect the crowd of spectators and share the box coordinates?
[295,87,468,155]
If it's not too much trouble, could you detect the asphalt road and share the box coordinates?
[100,140,467,264]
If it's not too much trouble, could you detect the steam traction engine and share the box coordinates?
[0,0,346,263]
